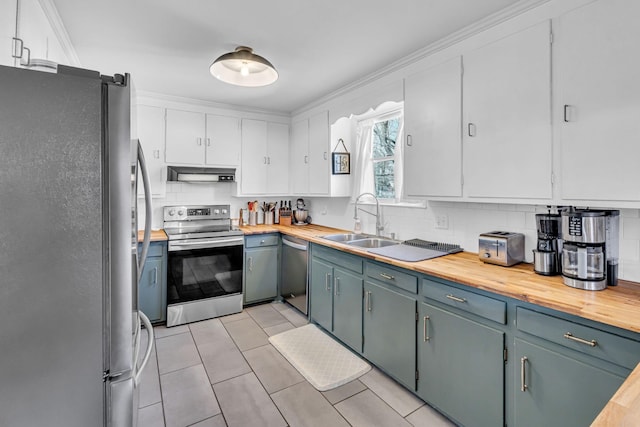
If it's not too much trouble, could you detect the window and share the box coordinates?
[372,116,401,199]
[351,101,405,203]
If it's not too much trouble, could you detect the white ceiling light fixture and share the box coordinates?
[210,46,278,87]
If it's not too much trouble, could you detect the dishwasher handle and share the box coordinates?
[282,238,308,251]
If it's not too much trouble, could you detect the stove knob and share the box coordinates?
[178,210,184,216]
[214,209,220,215]
[168,209,175,216]
[221,209,228,215]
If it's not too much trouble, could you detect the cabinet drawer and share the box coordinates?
[422,279,506,324]
[366,262,417,294]
[517,307,640,369]
[313,245,363,274]
[139,242,164,258]
[245,234,279,248]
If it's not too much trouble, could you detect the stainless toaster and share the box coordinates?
[479,231,525,266]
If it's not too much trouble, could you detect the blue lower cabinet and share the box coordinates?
[138,241,167,323]
[514,339,625,427]
[363,280,416,390]
[310,257,363,352]
[310,257,333,331]
[244,245,278,304]
[332,267,363,352]
[418,301,504,427]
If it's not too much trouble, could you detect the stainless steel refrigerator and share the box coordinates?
[0,64,154,426]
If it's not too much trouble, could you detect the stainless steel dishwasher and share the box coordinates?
[280,235,309,315]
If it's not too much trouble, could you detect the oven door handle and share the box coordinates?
[169,237,244,251]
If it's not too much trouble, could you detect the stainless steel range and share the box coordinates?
[164,205,244,327]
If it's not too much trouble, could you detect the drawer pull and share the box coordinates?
[445,294,467,303]
[564,332,597,347]
[423,316,430,342]
[520,357,528,392]
[379,272,395,280]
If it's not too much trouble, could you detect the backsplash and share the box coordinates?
[138,186,640,282]
[308,198,640,283]
[137,182,253,230]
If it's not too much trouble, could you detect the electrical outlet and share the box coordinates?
[435,215,449,230]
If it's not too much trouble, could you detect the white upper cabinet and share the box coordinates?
[404,57,462,198]
[1,1,16,66]
[266,122,290,194]
[205,114,240,166]
[308,111,330,194]
[463,21,552,199]
[240,119,289,195]
[137,105,166,198]
[556,0,640,202]
[290,111,329,195]
[165,109,205,164]
[14,0,68,67]
[290,119,309,195]
[165,109,240,166]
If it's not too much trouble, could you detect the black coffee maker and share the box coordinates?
[533,212,562,276]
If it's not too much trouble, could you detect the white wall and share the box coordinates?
[307,198,640,283]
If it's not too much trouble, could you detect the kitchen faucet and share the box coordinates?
[354,192,384,236]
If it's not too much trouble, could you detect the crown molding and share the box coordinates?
[38,0,81,66]
[292,0,550,117]
[136,90,291,119]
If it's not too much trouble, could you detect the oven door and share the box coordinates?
[167,236,244,306]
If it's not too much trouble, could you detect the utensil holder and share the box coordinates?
[249,211,257,226]
[265,211,274,225]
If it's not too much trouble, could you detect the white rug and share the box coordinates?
[269,324,371,391]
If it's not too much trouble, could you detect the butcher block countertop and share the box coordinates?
[241,223,640,334]
[137,229,168,242]
[592,361,640,426]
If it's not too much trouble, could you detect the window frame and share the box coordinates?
[370,110,403,201]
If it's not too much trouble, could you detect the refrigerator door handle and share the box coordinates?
[133,310,154,387]
[137,140,153,279]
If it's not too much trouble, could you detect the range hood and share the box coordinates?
[167,166,235,182]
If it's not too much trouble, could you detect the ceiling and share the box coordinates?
[52,0,524,114]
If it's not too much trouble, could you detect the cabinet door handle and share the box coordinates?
[520,357,528,392]
[406,134,413,147]
[366,291,372,312]
[304,155,309,164]
[563,104,571,122]
[334,277,340,296]
[263,156,267,164]
[11,37,24,59]
[467,123,476,137]
[20,46,31,66]
[445,294,467,303]
[153,149,160,159]
[267,157,271,165]
[248,257,253,272]
[197,137,202,146]
[325,273,331,292]
[206,138,211,147]
[379,272,395,281]
[423,316,430,342]
[152,267,158,286]
[323,151,328,160]
[564,332,597,347]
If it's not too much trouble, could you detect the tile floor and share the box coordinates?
[137,301,455,427]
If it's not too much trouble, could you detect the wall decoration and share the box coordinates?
[331,138,350,175]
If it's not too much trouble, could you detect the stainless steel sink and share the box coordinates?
[346,238,398,249]
[322,233,370,242]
